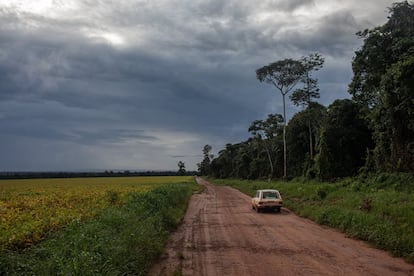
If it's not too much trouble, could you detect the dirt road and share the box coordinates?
[149,178,414,276]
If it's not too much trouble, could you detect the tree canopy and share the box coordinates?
[177,161,186,176]
[349,1,414,172]
[197,145,213,176]
[349,1,414,107]
[290,53,325,108]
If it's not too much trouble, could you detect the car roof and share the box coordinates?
[257,189,279,192]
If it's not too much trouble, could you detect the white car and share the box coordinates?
[251,189,283,213]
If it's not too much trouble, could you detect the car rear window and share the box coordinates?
[262,191,278,199]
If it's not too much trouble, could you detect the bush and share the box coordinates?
[106,190,119,205]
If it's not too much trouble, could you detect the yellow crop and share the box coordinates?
[0,176,193,250]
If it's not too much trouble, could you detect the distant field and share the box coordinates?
[0,176,194,250]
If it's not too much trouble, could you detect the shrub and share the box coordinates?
[106,190,119,205]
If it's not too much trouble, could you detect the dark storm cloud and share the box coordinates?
[0,0,396,171]
[280,11,360,56]
[275,0,316,12]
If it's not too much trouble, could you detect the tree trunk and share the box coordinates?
[308,120,313,160]
[263,140,274,178]
[282,93,287,179]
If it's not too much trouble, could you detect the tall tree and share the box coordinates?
[349,1,414,172]
[286,102,326,178]
[256,59,304,178]
[290,53,325,160]
[197,144,213,175]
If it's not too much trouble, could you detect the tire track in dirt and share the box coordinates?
[149,177,414,276]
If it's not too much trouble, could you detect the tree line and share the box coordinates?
[0,169,197,180]
[198,1,414,181]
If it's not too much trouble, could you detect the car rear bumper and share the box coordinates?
[258,205,282,209]
[258,202,282,208]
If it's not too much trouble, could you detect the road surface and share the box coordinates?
[149,177,414,276]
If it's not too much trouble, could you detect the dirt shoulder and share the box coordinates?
[149,177,414,276]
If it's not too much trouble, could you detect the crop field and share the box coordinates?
[1,175,199,274]
[0,176,194,250]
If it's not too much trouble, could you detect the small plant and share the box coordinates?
[359,198,372,212]
[106,190,119,205]
[316,187,327,200]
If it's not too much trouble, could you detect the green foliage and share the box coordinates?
[0,183,199,275]
[349,1,414,173]
[316,99,373,180]
[248,113,284,139]
[210,138,284,180]
[177,161,186,176]
[290,53,325,107]
[350,1,414,105]
[286,103,327,177]
[105,190,120,205]
[256,59,305,95]
[210,174,414,263]
[197,145,213,176]
[359,172,414,192]
[373,53,414,172]
[316,187,327,200]
[248,114,284,178]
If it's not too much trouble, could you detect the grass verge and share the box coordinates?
[0,182,200,275]
[209,173,414,263]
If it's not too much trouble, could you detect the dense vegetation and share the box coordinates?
[210,173,414,263]
[0,176,199,275]
[201,1,414,181]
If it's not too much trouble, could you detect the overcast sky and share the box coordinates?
[0,0,396,171]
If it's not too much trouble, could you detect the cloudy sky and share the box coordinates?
[0,0,396,171]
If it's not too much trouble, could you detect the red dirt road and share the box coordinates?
[149,178,414,276]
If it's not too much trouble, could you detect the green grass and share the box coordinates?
[0,180,201,275]
[209,173,414,263]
